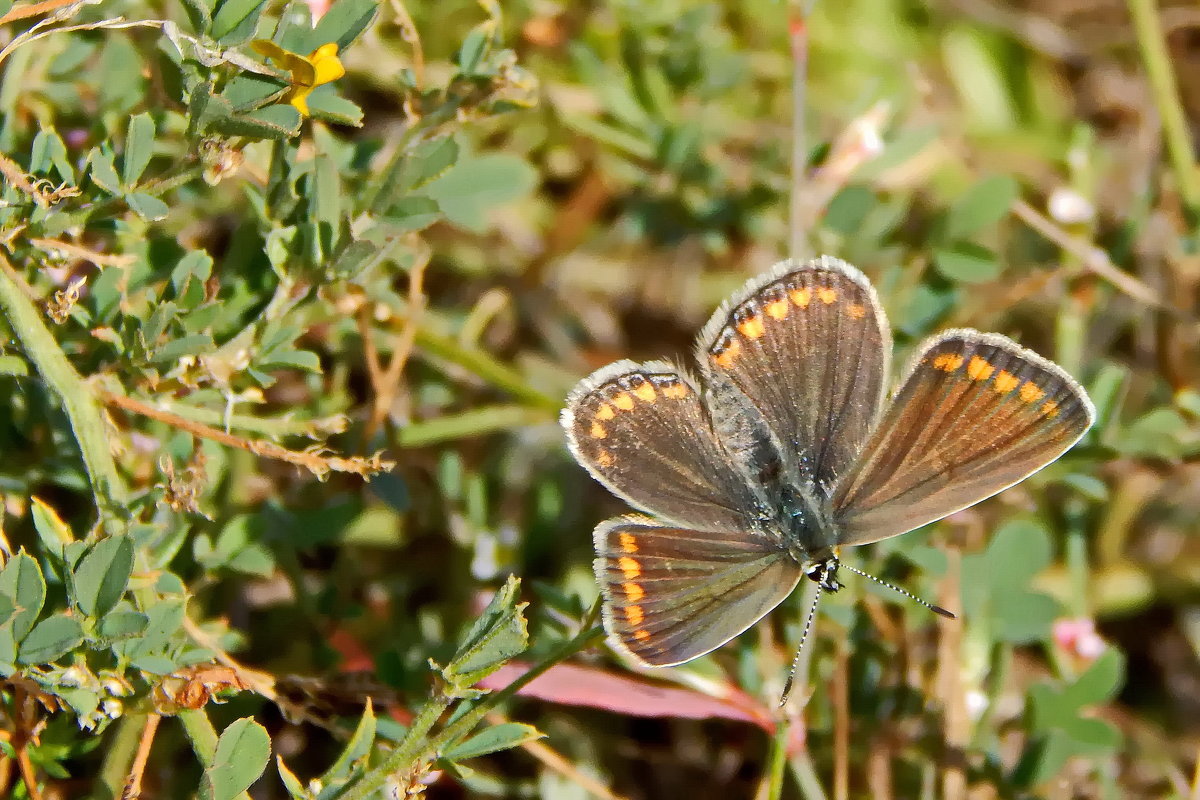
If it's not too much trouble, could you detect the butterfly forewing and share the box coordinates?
[594,516,802,666]
[697,257,891,492]
[832,330,1095,545]
[563,360,763,532]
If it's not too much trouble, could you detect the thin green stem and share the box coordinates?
[178,709,219,766]
[398,404,553,447]
[413,325,561,412]
[340,623,605,800]
[789,3,813,261]
[765,718,790,800]
[1127,0,1200,217]
[178,709,253,800]
[0,257,129,517]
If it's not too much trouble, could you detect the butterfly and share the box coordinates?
[562,256,1094,698]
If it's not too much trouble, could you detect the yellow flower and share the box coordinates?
[251,40,346,117]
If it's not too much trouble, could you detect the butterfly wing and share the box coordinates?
[562,360,764,532]
[594,515,802,666]
[697,256,891,493]
[831,330,1095,545]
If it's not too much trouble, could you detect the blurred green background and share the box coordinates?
[0,0,1198,797]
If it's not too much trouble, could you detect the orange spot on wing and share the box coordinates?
[618,532,638,553]
[993,371,1019,393]
[816,287,837,304]
[847,303,866,319]
[662,381,688,399]
[932,353,964,372]
[765,298,790,319]
[789,287,812,308]
[612,392,635,411]
[712,338,741,368]
[966,356,994,381]
[737,315,766,340]
[590,422,607,439]
[618,556,641,579]
[1041,399,1060,418]
[595,404,615,421]
[624,582,645,602]
[624,605,645,626]
[597,450,614,467]
[633,629,651,642]
[633,382,657,403]
[1019,382,1046,403]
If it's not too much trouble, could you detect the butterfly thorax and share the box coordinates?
[771,481,840,565]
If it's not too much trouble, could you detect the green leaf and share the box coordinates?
[406,137,459,192]
[933,242,1002,283]
[439,575,529,695]
[276,757,306,798]
[73,535,134,618]
[31,496,74,550]
[1064,649,1125,708]
[133,598,187,653]
[29,128,74,182]
[0,552,46,641]
[456,29,489,76]
[203,718,271,800]
[310,0,378,51]
[86,148,122,194]
[318,699,375,786]
[443,722,543,761]
[17,613,84,664]
[98,610,150,640]
[125,192,170,221]
[383,196,442,233]
[944,175,1019,240]
[306,91,364,127]
[151,333,217,365]
[123,113,156,187]
[180,0,213,33]
[992,590,1058,644]
[823,186,875,236]
[425,153,537,233]
[210,0,268,44]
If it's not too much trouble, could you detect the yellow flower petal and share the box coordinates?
[250,40,344,118]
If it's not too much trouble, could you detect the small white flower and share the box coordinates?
[1048,188,1095,226]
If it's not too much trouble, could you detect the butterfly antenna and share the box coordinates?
[779,582,824,707]
[839,563,956,619]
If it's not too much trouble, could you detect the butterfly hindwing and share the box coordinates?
[697,256,891,493]
[594,516,801,666]
[831,330,1095,545]
[562,360,763,532]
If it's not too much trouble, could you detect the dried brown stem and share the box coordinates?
[832,641,849,800]
[121,714,160,800]
[12,686,44,800]
[99,389,393,479]
[362,246,428,441]
[30,238,134,268]
[1011,200,1165,307]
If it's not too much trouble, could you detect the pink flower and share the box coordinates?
[1052,617,1106,661]
[304,0,331,22]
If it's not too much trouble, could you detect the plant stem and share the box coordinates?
[95,714,143,799]
[178,710,253,800]
[340,624,605,800]
[178,709,219,766]
[397,404,553,447]
[1127,0,1200,217]
[0,256,129,516]
[412,325,561,412]
[764,718,790,800]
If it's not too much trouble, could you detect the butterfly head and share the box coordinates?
[803,556,842,593]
